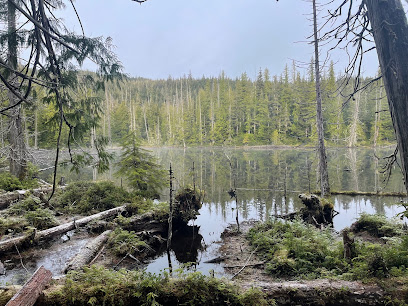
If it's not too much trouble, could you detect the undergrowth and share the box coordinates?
[50,181,132,214]
[0,164,39,192]
[351,213,403,237]
[46,265,270,306]
[108,228,148,256]
[248,216,408,280]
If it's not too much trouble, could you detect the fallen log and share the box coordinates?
[5,266,52,306]
[0,205,126,254]
[64,230,112,273]
[242,279,385,306]
[0,186,62,210]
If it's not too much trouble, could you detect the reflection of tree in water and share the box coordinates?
[171,225,203,264]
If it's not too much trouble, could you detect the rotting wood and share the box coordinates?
[0,205,126,254]
[64,230,112,273]
[5,265,52,306]
[204,255,230,264]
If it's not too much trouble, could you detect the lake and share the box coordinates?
[24,146,408,277]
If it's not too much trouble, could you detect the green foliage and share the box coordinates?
[0,165,39,192]
[24,208,58,230]
[48,265,269,305]
[0,216,27,237]
[0,172,23,191]
[248,217,408,280]
[247,219,347,278]
[352,213,404,237]
[50,181,131,214]
[8,196,42,215]
[116,133,166,199]
[108,228,147,256]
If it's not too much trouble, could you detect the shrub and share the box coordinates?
[46,265,269,305]
[8,196,42,215]
[50,181,131,214]
[247,219,347,278]
[108,228,147,256]
[0,172,23,191]
[24,208,58,230]
[351,213,404,237]
[0,216,27,237]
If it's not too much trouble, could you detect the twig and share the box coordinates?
[14,242,29,274]
[231,246,258,280]
[88,245,105,266]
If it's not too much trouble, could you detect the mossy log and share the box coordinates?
[0,186,63,210]
[0,205,126,254]
[64,230,112,273]
[244,279,385,305]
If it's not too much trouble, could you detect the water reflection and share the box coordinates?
[37,147,406,275]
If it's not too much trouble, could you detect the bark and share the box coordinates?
[5,266,52,306]
[0,205,126,254]
[365,0,408,193]
[313,0,330,197]
[7,1,27,180]
[64,230,112,273]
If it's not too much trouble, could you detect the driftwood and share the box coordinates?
[64,230,112,273]
[204,255,230,264]
[242,279,385,306]
[0,205,126,254]
[5,266,52,306]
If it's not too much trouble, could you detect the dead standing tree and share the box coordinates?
[312,0,331,198]
[313,0,408,193]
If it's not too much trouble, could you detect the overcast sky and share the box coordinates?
[62,0,380,80]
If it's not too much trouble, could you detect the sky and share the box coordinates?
[61,0,380,80]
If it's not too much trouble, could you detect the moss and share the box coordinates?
[0,216,27,237]
[8,196,42,215]
[351,213,404,237]
[174,185,203,224]
[44,265,269,306]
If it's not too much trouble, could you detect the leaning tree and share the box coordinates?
[0,0,122,198]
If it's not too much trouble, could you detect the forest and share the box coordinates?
[1,0,408,305]
[25,63,394,149]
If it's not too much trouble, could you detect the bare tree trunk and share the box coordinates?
[348,91,360,147]
[365,0,408,192]
[34,107,38,149]
[7,2,27,180]
[313,0,330,197]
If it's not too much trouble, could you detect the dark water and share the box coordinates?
[142,147,406,276]
[6,146,405,280]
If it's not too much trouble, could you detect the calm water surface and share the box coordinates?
[3,147,405,281]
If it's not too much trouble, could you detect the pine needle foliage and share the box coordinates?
[116,133,166,199]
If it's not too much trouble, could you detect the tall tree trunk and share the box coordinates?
[365,0,408,192]
[348,91,360,147]
[313,0,330,197]
[7,1,27,179]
